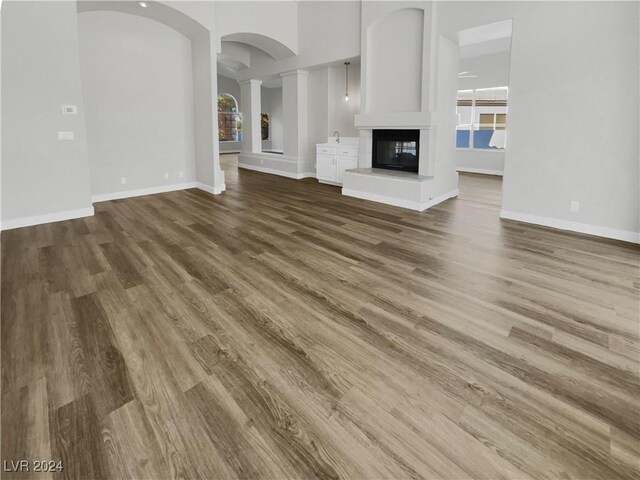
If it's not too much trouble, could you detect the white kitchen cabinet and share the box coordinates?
[316,144,358,185]
[336,156,358,183]
[316,154,336,182]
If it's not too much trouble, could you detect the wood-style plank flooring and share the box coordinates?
[2,156,639,479]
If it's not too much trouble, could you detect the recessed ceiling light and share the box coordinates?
[138,1,148,7]
[458,71,468,75]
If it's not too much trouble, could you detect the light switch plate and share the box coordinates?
[62,105,78,115]
[57,131,74,140]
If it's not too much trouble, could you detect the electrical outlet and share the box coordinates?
[164,172,169,180]
[571,201,580,212]
[121,177,127,185]
[178,171,184,179]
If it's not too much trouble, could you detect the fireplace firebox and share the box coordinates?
[372,129,420,173]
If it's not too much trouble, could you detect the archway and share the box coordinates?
[77,0,224,196]
[221,32,296,61]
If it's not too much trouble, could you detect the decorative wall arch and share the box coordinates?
[221,32,296,61]
[75,0,223,194]
[77,1,208,38]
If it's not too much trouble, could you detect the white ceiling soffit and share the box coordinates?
[221,41,251,68]
[221,32,296,61]
[217,62,240,79]
[458,19,512,59]
[216,55,249,78]
[458,19,513,46]
[261,77,282,88]
[459,36,512,59]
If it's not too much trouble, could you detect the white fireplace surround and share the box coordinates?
[341,122,452,212]
[340,4,460,212]
[353,119,437,178]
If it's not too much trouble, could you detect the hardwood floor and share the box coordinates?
[2,157,639,479]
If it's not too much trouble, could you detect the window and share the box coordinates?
[456,87,508,150]
[217,94,242,142]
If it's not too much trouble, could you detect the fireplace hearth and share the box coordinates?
[372,129,420,173]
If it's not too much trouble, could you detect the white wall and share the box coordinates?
[307,68,330,170]
[456,51,511,174]
[433,35,460,198]
[369,8,424,113]
[328,63,361,137]
[78,11,196,197]
[235,1,361,82]
[439,1,639,242]
[296,1,361,66]
[1,1,93,227]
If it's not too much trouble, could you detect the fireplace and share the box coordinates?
[372,129,420,173]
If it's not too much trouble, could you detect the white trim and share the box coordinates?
[92,182,197,203]
[345,169,434,184]
[455,148,505,154]
[238,79,262,86]
[196,182,225,195]
[280,70,309,78]
[422,189,459,210]
[318,179,342,187]
[456,167,504,176]
[342,188,458,212]
[500,210,640,244]
[354,112,434,129]
[1,206,95,231]
[238,163,315,179]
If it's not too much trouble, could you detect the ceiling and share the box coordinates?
[458,19,513,59]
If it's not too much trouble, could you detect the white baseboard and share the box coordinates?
[342,188,458,212]
[1,206,95,231]
[238,163,315,180]
[196,182,225,195]
[92,182,197,203]
[318,179,342,187]
[422,189,459,210]
[500,210,640,244]
[457,167,503,176]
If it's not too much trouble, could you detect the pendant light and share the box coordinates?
[344,62,350,102]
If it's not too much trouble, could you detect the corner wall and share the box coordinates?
[78,11,197,199]
[501,2,639,242]
[439,1,639,243]
[1,1,93,229]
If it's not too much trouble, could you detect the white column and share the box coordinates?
[239,79,262,153]
[280,70,308,162]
